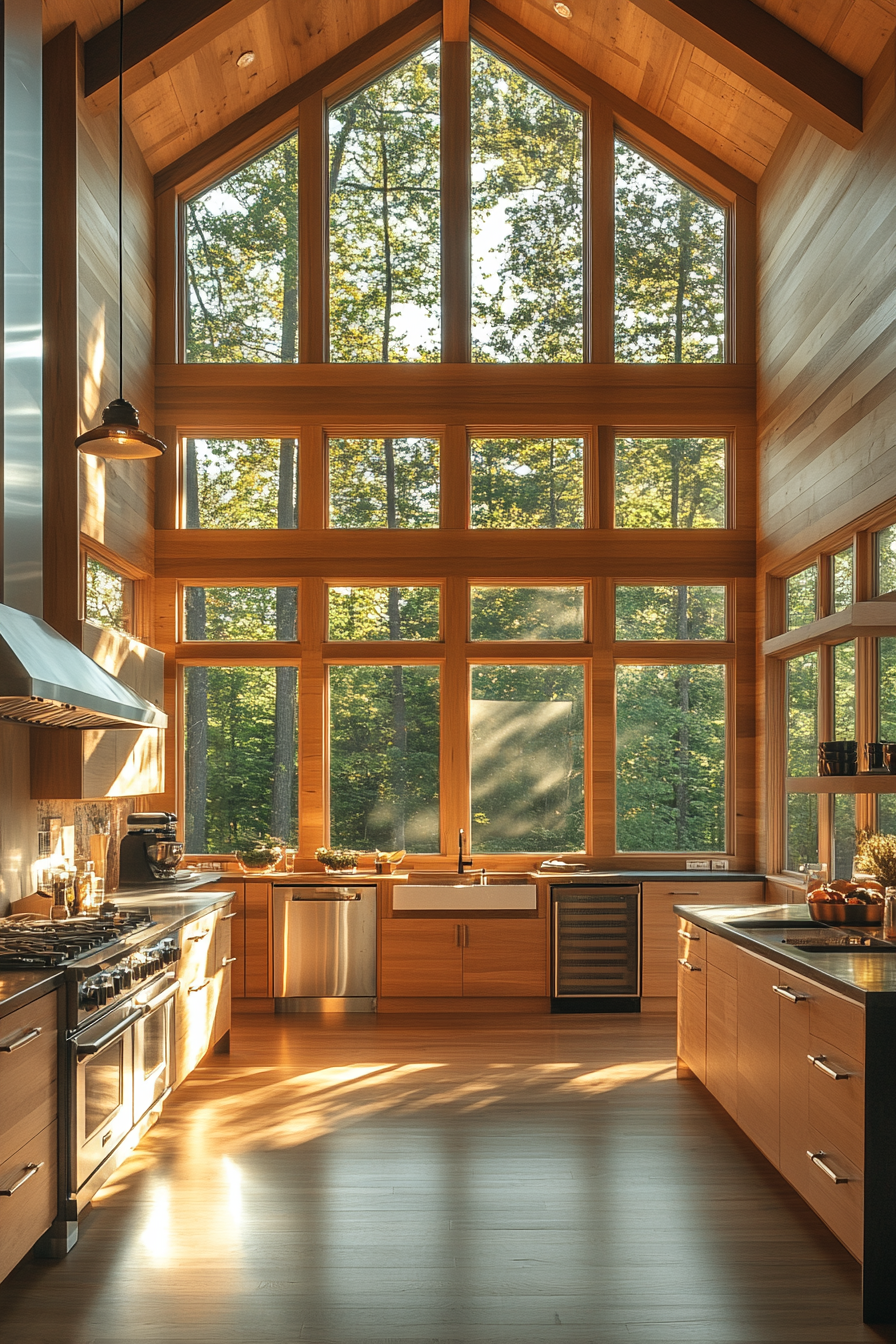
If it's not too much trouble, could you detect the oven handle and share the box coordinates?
[75,1007,144,1057]
[135,979,181,1014]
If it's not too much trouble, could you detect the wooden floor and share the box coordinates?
[2,1012,894,1344]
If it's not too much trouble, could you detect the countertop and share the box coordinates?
[225,868,765,884]
[0,875,234,1020]
[673,902,896,1004]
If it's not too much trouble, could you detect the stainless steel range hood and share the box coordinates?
[0,0,166,734]
[0,602,167,729]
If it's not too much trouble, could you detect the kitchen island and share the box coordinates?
[673,902,896,1324]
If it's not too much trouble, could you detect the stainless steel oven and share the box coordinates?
[72,1002,141,1191]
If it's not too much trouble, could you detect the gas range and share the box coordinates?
[0,911,155,968]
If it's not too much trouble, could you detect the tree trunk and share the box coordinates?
[184,440,208,852]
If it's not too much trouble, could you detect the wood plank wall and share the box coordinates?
[76,59,156,578]
[755,35,896,873]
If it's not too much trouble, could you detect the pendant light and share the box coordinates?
[76,0,166,460]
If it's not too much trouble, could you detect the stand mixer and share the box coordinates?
[118,812,184,885]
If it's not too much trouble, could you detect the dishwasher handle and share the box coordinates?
[289,890,361,901]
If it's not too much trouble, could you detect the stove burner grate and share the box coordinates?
[0,913,154,969]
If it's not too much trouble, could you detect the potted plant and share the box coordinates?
[315,846,359,873]
[233,837,283,875]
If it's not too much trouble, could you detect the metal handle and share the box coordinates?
[773,984,808,1002]
[188,979,211,993]
[455,924,462,947]
[808,1054,850,1080]
[0,1162,43,1196]
[222,956,237,966]
[678,958,701,972]
[136,979,180,1014]
[670,892,701,897]
[0,1026,42,1053]
[678,930,700,941]
[290,893,360,902]
[807,1151,850,1183]
[76,1006,144,1056]
[463,924,469,948]
[188,930,210,941]
[221,911,238,920]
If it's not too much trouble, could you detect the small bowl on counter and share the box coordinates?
[808,884,884,925]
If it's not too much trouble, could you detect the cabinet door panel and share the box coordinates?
[705,962,737,1116]
[778,982,811,1191]
[244,884,272,996]
[677,958,706,1081]
[463,920,546,997]
[0,993,57,1172]
[642,882,762,997]
[736,949,780,1166]
[807,1036,864,1170]
[380,921,463,997]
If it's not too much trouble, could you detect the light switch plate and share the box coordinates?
[712,859,730,870]
[686,859,711,870]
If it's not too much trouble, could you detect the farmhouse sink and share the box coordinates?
[393,881,536,911]
[401,870,532,884]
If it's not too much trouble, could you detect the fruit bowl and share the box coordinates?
[808,899,883,925]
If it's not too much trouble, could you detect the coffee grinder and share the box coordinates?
[118,812,184,885]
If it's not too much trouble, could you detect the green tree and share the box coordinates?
[471,44,583,362]
[615,140,725,363]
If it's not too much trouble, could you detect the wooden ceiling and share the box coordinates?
[42,0,896,181]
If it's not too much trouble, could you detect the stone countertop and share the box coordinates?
[673,902,896,1004]
[542,870,764,883]
[225,868,765,884]
[0,968,63,1021]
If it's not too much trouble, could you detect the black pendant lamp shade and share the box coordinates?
[75,398,166,459]
[76,0,166,462]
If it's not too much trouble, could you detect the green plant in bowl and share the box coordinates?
[315,846,359,872]
[234,838,282,874]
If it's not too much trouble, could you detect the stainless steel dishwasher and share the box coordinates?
[273,885,377,1012]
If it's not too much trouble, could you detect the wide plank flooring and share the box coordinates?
[1,1012,894,1344]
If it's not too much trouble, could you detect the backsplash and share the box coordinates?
[36,798,136,893]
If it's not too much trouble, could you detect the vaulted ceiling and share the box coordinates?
[42,0,896,181]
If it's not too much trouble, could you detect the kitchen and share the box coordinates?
[2,0,896,1338]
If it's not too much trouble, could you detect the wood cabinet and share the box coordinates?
[642,879,763,998]
[175,903,232,1084]
[380,918,547,998]
[0,993,59,1283]
[678,932,871,1270]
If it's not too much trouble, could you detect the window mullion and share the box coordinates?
[441,36,471,362]
[589,100,614,364]
[299,94,326,363]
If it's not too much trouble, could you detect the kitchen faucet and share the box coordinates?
[457,828,474,875]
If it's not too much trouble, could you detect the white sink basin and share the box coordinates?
[393,884,536,911]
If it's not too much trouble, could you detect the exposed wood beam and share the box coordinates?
[627,0,863,148]
[442,0,469,43]
[154,0,442,195]
[84,0,271,108]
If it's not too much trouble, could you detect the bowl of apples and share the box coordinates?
[808,879,884,925]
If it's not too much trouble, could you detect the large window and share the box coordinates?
[470,587,584,641]
[184,438,297,529]
[185,136,298,364]
[328,587,440,641]
[471,44,583,362]
[470,437,584,528]
[614,141,726,363]
[786,565,817,630]
[328,437,439,528]
[329,45,441,363]
[470,664,585,852]
[785,652,818,873]
[85,558,133,634]
[183,587,297,642]
[614,437,726,528]
[329,665,441,851]
[615,586,725,641]
[616,663,726,852]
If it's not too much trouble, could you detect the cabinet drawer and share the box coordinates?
[677,924,705,968]
[801,1129,863,1261]
[0,995,58,1172]
[807,1037,864,1171]
[706,931,738,977]
[811,991,864,1065]
[0,1121,57,1283]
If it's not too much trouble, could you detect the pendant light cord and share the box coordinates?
[118,0,124,402]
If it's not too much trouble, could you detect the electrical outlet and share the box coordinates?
[712,859,730,870]
[686,859,711,870]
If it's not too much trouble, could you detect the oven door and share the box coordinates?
[133,977,178,1122]
[73,1004,141,1191]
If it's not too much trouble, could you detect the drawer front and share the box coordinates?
[706,930,738,977]
[175,977,216,1082]
[0,1121,57,1283]
[677,923,706,968]
[0,994,58,1172]
[180,919,215,986]
[801,1128,863,1261]
[810,991,865,1066]
[807,1036,864,1171]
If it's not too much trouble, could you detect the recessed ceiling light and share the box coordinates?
[236,50,256,68]
[553,2,572,16]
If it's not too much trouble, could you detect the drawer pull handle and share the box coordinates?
[678,958,701,972]
[222,956,237,966]
[0,1162,43,1196]
[679,930,701,941]
[188,979,211,994]
[808,1054,849,1080]
[189,931,210,942]
[773,984,808,1002]
[0,1026,42,1053]
[807,1151,850,1184]
[221,912,238,921]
